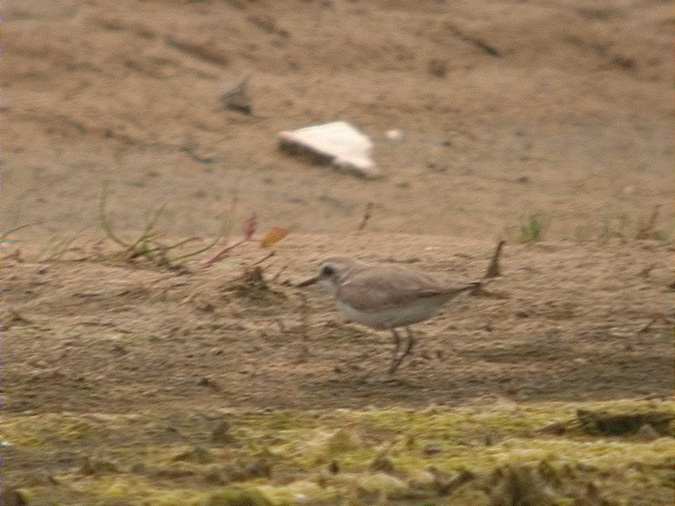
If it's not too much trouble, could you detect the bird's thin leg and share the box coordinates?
[392,328,402,357]
[400,327,416,363]
[388,329,402,374]
[389,327,415,375]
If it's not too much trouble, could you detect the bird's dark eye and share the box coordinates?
[321,265,335,277]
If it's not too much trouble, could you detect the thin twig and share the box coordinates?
[272,265,288,283]
[171,210,232,262]
[171,235,224,262]
[202,213,256,267]
[445,22,501,57]
[128,202,168,253]
[142,237,200,256]
[484,240,505,279]
[99,182,130,248]
[197,184,242,265]
[357,202,374,232]
[202,238,247,266]
[41,226,92,261]
[251,250,275,267]
[0,222,42,242]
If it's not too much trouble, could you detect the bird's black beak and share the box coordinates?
[296,275,319,287]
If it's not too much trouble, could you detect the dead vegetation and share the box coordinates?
[509,205,672,245]
[596,205,671,244]
[98,182,223,271]
[484,240,505,279]
[93,183,290,273]
[99,185,230,270]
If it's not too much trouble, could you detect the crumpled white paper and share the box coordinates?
[279,121,379,178]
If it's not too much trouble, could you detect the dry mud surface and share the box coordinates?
[2,236,674,414]
[1,0,674,505]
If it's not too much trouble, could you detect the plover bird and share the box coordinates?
[298,257,484,374]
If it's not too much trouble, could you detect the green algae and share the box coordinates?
[2,399,674,505]
[201,487,272,506]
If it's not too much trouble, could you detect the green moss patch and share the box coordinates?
[2,399,673,505]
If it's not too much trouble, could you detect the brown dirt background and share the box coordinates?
[3,234,674,414]
[2,0,673,239]
[1,0,674,503]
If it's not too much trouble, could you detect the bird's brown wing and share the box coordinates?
[338,266,473,313]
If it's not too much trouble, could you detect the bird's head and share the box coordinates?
[296,257,360,293]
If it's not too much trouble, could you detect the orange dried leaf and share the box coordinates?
[260,227,288,248]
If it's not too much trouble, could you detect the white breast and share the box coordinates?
[336,296,447,330]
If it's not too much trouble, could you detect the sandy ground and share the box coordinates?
[1,0,674,504]
[2,234,674,413]
[1,0,673,240]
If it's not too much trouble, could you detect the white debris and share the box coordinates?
[385,129,403,141]
[279,121,379,178]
